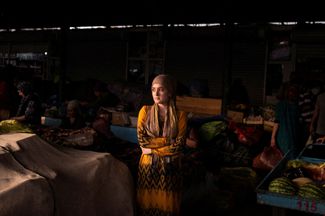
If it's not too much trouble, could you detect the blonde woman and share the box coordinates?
[137,74,187,216]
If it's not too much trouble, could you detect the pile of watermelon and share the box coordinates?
[268,159,325,200]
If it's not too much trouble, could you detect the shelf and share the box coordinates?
[0,51,47,79]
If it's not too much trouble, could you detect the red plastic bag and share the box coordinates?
[228,122,264,146]
[252,146,283,171]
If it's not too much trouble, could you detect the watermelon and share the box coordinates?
[298,183,325,200]
[268,177,297,195]
[286,159,308,169]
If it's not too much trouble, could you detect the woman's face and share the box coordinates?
[67,108,76,117]
[151,83,170,105]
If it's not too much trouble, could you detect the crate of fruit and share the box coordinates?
[256,144,325,215]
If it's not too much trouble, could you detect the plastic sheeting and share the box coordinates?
[0,133,135,216]
[0,147,54,216]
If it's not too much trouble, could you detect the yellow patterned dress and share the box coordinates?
[137,105,187,216]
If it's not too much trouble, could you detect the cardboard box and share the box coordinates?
[110,125,137,143]
[176,96,222,116]
[111,111,130,126]
[129,116,138,128]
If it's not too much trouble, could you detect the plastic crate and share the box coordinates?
[256,144,325,215]
[41,116,62,127]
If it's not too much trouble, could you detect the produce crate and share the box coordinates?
[256,144,325,215]
[111,111,131,126]
[110,125,137,143]
[41,116,62,127]
[243,117,263,125]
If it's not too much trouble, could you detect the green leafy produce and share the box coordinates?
[0,120,32,134]
[199,121,227,142]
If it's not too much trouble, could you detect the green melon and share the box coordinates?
[268,177,297,195]
[298,183,325,200]
[286,159,308,169]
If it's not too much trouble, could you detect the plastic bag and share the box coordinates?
[252,146,283,171]
[229,123,264,146]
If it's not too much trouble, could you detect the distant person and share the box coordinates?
[310,84,325,142]
[61,100,86,130]
[271,83,302,158]
[298,80,323,144]
[91,107,115,139]
[188,79,209,98]
[83,81,120,121]
[11,81,42,125]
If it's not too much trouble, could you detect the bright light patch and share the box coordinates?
[269,22,283,25]
[69,26,106,30]
[173,24,185,27]
[283,22,297,25]
[187,23,221,27]
[110,25,133,29]
[146,24,164,27]
[43,27,61,30]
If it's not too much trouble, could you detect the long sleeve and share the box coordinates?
[155,111,187,156]
[137,106,187,156]
[137,106,169,149]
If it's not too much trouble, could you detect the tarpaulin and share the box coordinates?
[0,133,135,216]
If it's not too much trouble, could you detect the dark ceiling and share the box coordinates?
[0,2,323,28]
